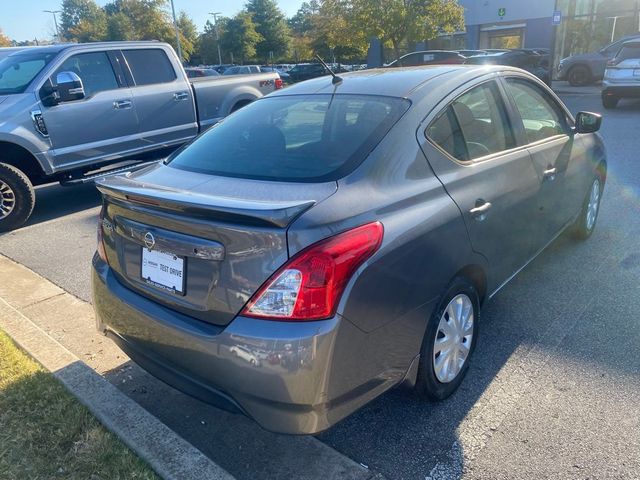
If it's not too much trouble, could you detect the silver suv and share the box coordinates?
[602,40,640,109]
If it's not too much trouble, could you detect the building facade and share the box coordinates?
[428,0,640,57]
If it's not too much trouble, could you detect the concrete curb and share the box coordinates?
[0,296,235,480]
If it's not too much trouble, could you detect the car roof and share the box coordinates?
[621,39,640,46]
[269,65,521,99]
[6,41,165,57]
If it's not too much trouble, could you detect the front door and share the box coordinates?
[502,77,581,248]
[42,51,139,170]
[420,80,542,291]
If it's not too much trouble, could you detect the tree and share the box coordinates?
[288,0,320,35]
[312,0,368,62]
[353,0,465,60]
[60,0,105,40]
[176,11,198,61]
[104,0,174,43]
[198,19,227,64]
[221,12,263,64]
[0,29,11,47]
[246,0,290,60]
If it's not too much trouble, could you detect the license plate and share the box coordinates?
[141,248,185,294]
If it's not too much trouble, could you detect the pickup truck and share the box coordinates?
[0,41,282,231]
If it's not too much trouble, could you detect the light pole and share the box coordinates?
[43,10,61,42]
[209,12,223,66]
[607,15,626,42]
[169,0,183,63]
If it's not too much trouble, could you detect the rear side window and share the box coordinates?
[168,94,409,182]
[123,49,176,86]
[617,44,640,61]
[55,52,119,97]
[427,82,514,161]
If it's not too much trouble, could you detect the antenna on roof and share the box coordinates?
[315,54,343,85]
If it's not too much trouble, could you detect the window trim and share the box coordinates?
[424,78,519,165]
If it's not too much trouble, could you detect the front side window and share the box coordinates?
[168,94,409,182]
[123,49,176,86]
[427,81,514,161]
[505,78,566,144]
[0,52,57,94]
[55,52,119,97]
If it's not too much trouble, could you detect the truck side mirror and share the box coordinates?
[55,71,85,102]
[40,71,86,107]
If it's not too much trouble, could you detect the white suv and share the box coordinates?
[602,40,640,109]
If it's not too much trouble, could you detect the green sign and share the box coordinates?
[498,7,506,17]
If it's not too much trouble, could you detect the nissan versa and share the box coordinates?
[92,65,606,435]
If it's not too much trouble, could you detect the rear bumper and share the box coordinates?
[602,82,640,97]
[91,254,410,434]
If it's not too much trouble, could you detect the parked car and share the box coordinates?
[0,41,282,231]
[386,50,465,67]
[185,67,220,78]
[92,65,606,435]
[260,66,291,83]
[223,65,263,75]
[212,64,235,74]
[602,40,640,109]
[557,33,640,86]
[465,50,551,85]
[287,63,329,82]
[457,49,487,57]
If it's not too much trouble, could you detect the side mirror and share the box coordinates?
[55,71,85,102]
[574,111,602,134]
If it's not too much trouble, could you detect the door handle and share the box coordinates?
[173,92,190,101]
[543,167,557,181]
[113,100,132,110]
[470,200,492,221]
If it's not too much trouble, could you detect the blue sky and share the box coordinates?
[1,0,304,42]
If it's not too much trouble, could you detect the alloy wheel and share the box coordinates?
[0,180,16,220]
[433,294,474,383]
[586,178,600,231]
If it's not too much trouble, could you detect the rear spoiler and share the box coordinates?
[95,178,315,229]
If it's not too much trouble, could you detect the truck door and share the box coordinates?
[122,48,198,148]
[42,51,139,170]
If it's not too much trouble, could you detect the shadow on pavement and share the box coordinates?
[27,183,101,228]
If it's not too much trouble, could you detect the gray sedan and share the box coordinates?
[92,65,606,435]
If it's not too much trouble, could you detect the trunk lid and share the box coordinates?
[96,162,337,326]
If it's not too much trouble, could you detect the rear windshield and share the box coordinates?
[617,44,640,61]
[168,94,410,182]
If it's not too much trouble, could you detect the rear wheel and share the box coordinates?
[0,163,35,233]
[567,65,591,86]
[415,277,479,401]
[602,95,619,109]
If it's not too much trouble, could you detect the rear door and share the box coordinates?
[419,79,542,290]
[122,47,198,148]
[502,76,580,248]
[43,50,139,169]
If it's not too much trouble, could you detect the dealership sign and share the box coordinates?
[552,10,562,25]
[498,7,506,17]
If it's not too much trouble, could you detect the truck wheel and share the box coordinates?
[567,65,591,86]
[0,163,35,232]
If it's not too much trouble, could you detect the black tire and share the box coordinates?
[230,100,252,113]
[0,163,35,233]
[602,95,619,110]
[415,277,480,401]
[567,65,591,86]
[572,175,603,240]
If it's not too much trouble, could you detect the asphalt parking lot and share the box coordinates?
[0,92,638,479]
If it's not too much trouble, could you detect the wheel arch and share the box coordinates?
[455,264,488,307]
[0,141,46,183]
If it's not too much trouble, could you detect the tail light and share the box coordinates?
[97,208,109,264]
[275,78,284,90]
[242,222,384,321]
